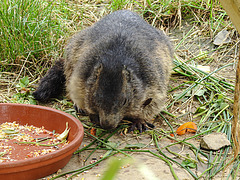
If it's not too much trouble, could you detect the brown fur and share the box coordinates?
[33,10,173,131]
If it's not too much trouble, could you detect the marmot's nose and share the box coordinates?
[100,120,118,130]
[99,112,121,130]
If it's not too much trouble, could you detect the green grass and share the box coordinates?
[0,0,94,75]
[1,0,60,70]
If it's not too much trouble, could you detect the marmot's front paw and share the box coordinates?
[128,120,155,133]
[74,104,88,116]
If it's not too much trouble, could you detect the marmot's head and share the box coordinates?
[84,59,154,129]
[86,61,131,129]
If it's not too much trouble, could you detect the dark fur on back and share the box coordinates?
[33,58,65,102]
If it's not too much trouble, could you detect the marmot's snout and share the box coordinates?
[99,112,121,130]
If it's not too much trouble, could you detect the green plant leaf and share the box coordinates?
[19,77,29,88]
[194,89,207,97]
[181,159,196,169]
[100,157,132,180]
[2,129,19,135]
[96,128,104,137]
[195,106,206,113]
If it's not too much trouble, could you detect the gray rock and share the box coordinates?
[213,30,231,45]
[200,132,231,150]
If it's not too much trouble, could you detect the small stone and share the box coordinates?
[200,132,231,150]
[213,30,231,45]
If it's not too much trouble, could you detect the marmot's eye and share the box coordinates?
[142,98,152,108]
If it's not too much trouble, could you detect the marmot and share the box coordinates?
[33,10,173,132]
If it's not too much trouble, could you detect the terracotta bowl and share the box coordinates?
[0,103,84,180]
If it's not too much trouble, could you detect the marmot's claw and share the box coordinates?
[128,120,154,133]
[74,104,88,116]
[145,121,155,129]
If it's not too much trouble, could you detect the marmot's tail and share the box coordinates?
[33,58,66,102]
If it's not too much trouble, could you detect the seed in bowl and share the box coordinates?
[0,122,69,162]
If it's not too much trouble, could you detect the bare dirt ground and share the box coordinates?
[51,134,195,180]
[45,133,233,180]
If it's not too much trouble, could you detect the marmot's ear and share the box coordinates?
[122,65,132,82]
